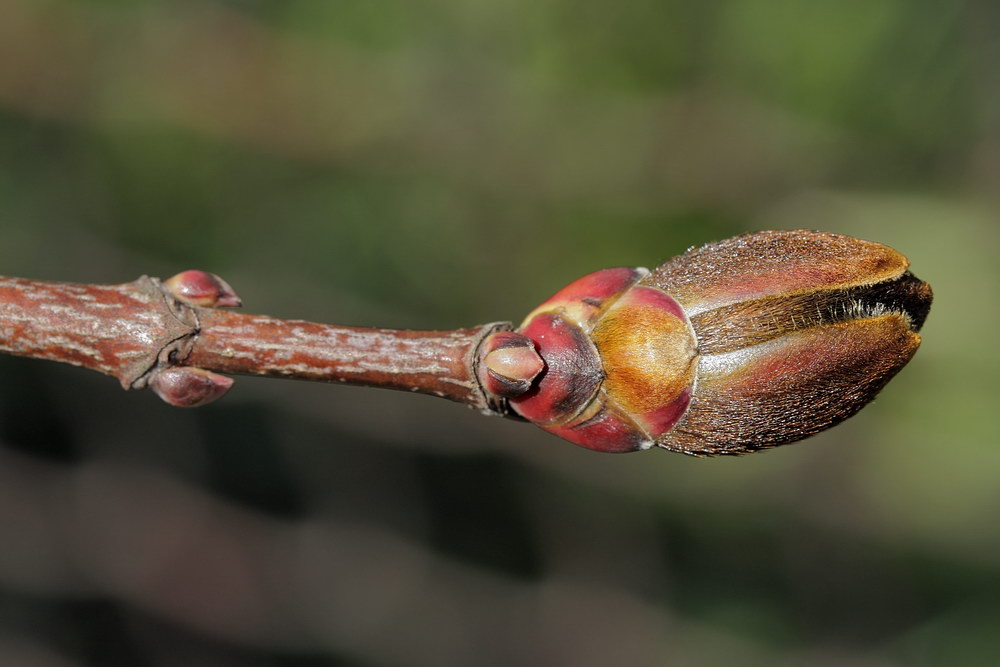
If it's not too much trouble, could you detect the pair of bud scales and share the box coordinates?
[479,230,932,455]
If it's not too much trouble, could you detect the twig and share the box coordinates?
[0,272,511,413]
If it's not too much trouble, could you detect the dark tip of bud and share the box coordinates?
[479,331,545,399]
[894,271,933,332]
[163,270,242,308]
[149,367,234,407]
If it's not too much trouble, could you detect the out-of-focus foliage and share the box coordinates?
[0,0,997,665]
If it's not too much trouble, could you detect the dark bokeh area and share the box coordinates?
[1,1,999,665]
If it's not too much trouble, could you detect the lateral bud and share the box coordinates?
[163,270,242,308]
[478,331,544,398]
[149,367,234,407]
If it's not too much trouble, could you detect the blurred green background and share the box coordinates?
[1,0,998,665]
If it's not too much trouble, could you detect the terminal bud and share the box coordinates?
[484,230,932,455]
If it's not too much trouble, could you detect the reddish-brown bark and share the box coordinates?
[186,310,506,407]
[0,274,510,412]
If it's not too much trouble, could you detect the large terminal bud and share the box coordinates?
[478,230,933,456]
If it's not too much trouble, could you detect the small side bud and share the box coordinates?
[150,367,234,407]
[163,270,242,308]
[479,331,544,398]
